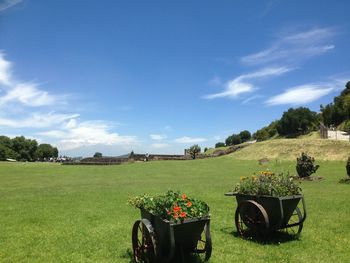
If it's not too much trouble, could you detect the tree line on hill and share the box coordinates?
[0,135,58,161]
[214,81,350,147]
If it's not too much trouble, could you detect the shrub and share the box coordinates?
[346,157,350,177]
[296,152,320,178]
[215,142,225,148]
[233,171,301,197]
[128,190,209,222]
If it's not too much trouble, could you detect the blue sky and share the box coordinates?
[0,0,349,156]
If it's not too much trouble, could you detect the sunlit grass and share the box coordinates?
[0,158,349,262]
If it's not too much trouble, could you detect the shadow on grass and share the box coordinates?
[120,248,208,263]
[339,178,350,184]
[220,226,301,245]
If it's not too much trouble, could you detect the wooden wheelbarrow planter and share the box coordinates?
[132,209,212,263]
[225,192,307,237]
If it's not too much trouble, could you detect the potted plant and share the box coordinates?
[340,157,350,184]
[225,171,307,237]
[129,190,212,262]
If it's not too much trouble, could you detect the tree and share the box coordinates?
[277,107,318,136]
[239,130,251,142]
[188,144,201,159]
[225,135,233,146]
[320,81,350,126]
[231,134,242,145]
[215,142,225,148]
[93,152,103,158]
[36,144,58,160]
[0,136,18,160]
[11,136,38,161]
[253,128,270,142]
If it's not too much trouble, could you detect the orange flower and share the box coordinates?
[173,214,179,219]
[182,193,187,200]
[173,206,181,213]
[180,212,187,218]
[187,201,192,207]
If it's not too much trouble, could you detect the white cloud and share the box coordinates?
[0,0,22,12]
[150,134,167,140]
[174,136,207,144]
[0,112,79,128]
[40,120,138,151]
[203,67,292,99]
[151,143,170,149]
[241,27,337,65]
[266,84,335,106]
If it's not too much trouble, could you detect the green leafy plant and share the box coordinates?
[128,190,209,222]
[296,152,320,178]
[233,171,301,197]
[346,157,350,177]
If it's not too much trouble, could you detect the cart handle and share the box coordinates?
[285,196,307,228]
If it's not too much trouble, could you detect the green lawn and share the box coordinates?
[0,157,349,262]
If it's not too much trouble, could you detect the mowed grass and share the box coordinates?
[0,157,350,262]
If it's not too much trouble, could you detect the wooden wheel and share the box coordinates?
[284,207,303,236]
[235,200,269,237]
[132,219,157,263]
[193,221,212,261]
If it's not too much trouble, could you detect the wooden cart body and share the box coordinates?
[225,192,306,236]
[132,209,211,262]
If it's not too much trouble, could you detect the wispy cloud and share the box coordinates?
[0,0,22,12]
[241,27,337,65]
[0,52,12,85]
[0,83,58,107]
[150,134,167,141]
[174,136,206,144]
[0,52,63,107]
[203,67,292,100]
[0,112,79,128]
[266,83,336,106]
[208,76,222,86]
[242,95,264,104]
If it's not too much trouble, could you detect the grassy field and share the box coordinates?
[1,157,350,262]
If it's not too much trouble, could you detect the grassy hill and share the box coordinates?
[229,137,350,161]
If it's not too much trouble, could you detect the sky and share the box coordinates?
[0,0,349,157]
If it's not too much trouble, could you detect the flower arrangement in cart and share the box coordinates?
[234,170,301,197]
[128,190,209,222]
